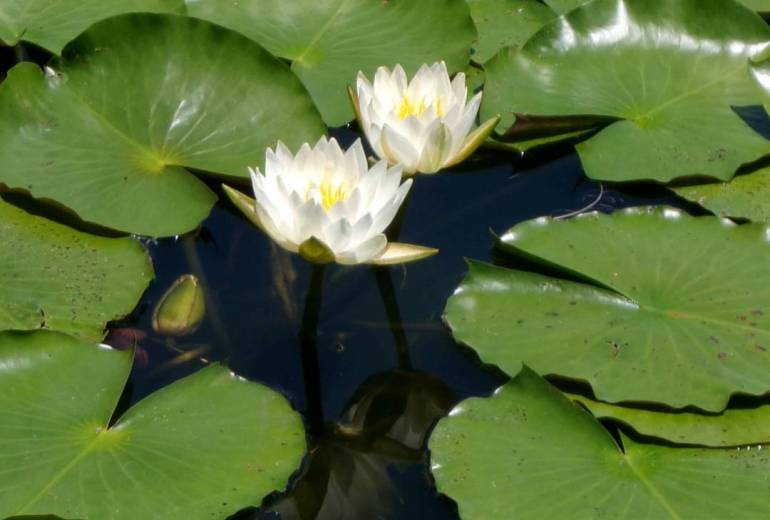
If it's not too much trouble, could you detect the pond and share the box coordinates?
[4,1,770,519]
[110,130,686,518]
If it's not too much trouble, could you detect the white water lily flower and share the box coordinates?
[223,137,437,265]
[351,61,500,175]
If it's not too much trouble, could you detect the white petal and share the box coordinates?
[364,123,385,159]
[441,103,464,134]
[386,163,404,179]
[275,141,294,165]
[346,139,368,178]
[264,148,281,177]
[256,205,297,252]
[354,160,385,212]
[381,124,420,173]
[408,64,434,101]
[370,179,412,235]
[416,121,451,174]
[372,165,403,211]
[249,166,264,190]
[345,188,362,220]
[451,72,468,102]
[295,199,328,244]
[434,66,454,99]
[356,71,374,106]
[392,64,408,93]
[322,218,353,253]
[293,142,314,174]
[400,114,430,145]
[448,91,481,159]
[349,213,374,245]
[326,137,346,166]
[343,234,387,264]
[374,66,400,106]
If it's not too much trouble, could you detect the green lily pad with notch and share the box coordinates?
[481,0,770,182]
[0,14,326,237]
[484,127,596,156]
[568,392,770,447]
[672,166,770,223]
[466,0,555,63]
[0,0,184,54]
[445,207,770,411]
[0,199,152,341]
[185,0,476,126]
[0,330,306,520]
[430,367,770,520]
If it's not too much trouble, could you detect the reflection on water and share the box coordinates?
[109,138,687,519]
[268,370,455,520]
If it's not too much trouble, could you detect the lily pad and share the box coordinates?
[546,0,770,14]
[540,0,586,14]
[0,14,326,236]
[484,128,596,156]
[464,63,486,94]
[445,207,770,411]
[481,0,770,182]
[0,0,183,54]
[0,199,152,341]
[0,330,305,520]
[185,0,476,126]
[742,0,770,11]
[569,392,770,447]
[672,166,770,223]
[430,367,770,519]
[466,0,555,63]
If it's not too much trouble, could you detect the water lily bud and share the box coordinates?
[152,274,205,336]
[351,61,500,174]
[223,136,437,266]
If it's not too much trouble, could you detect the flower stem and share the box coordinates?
[374,267,411,370]
[379,186,413,369]
[299,263,326,435]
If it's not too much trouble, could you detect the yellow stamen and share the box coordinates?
[397,96,426,120]
[397,96,445,119]
[435,98,444,117]
[319,179,349,211]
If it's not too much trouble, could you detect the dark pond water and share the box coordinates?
[101,126,692,520]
